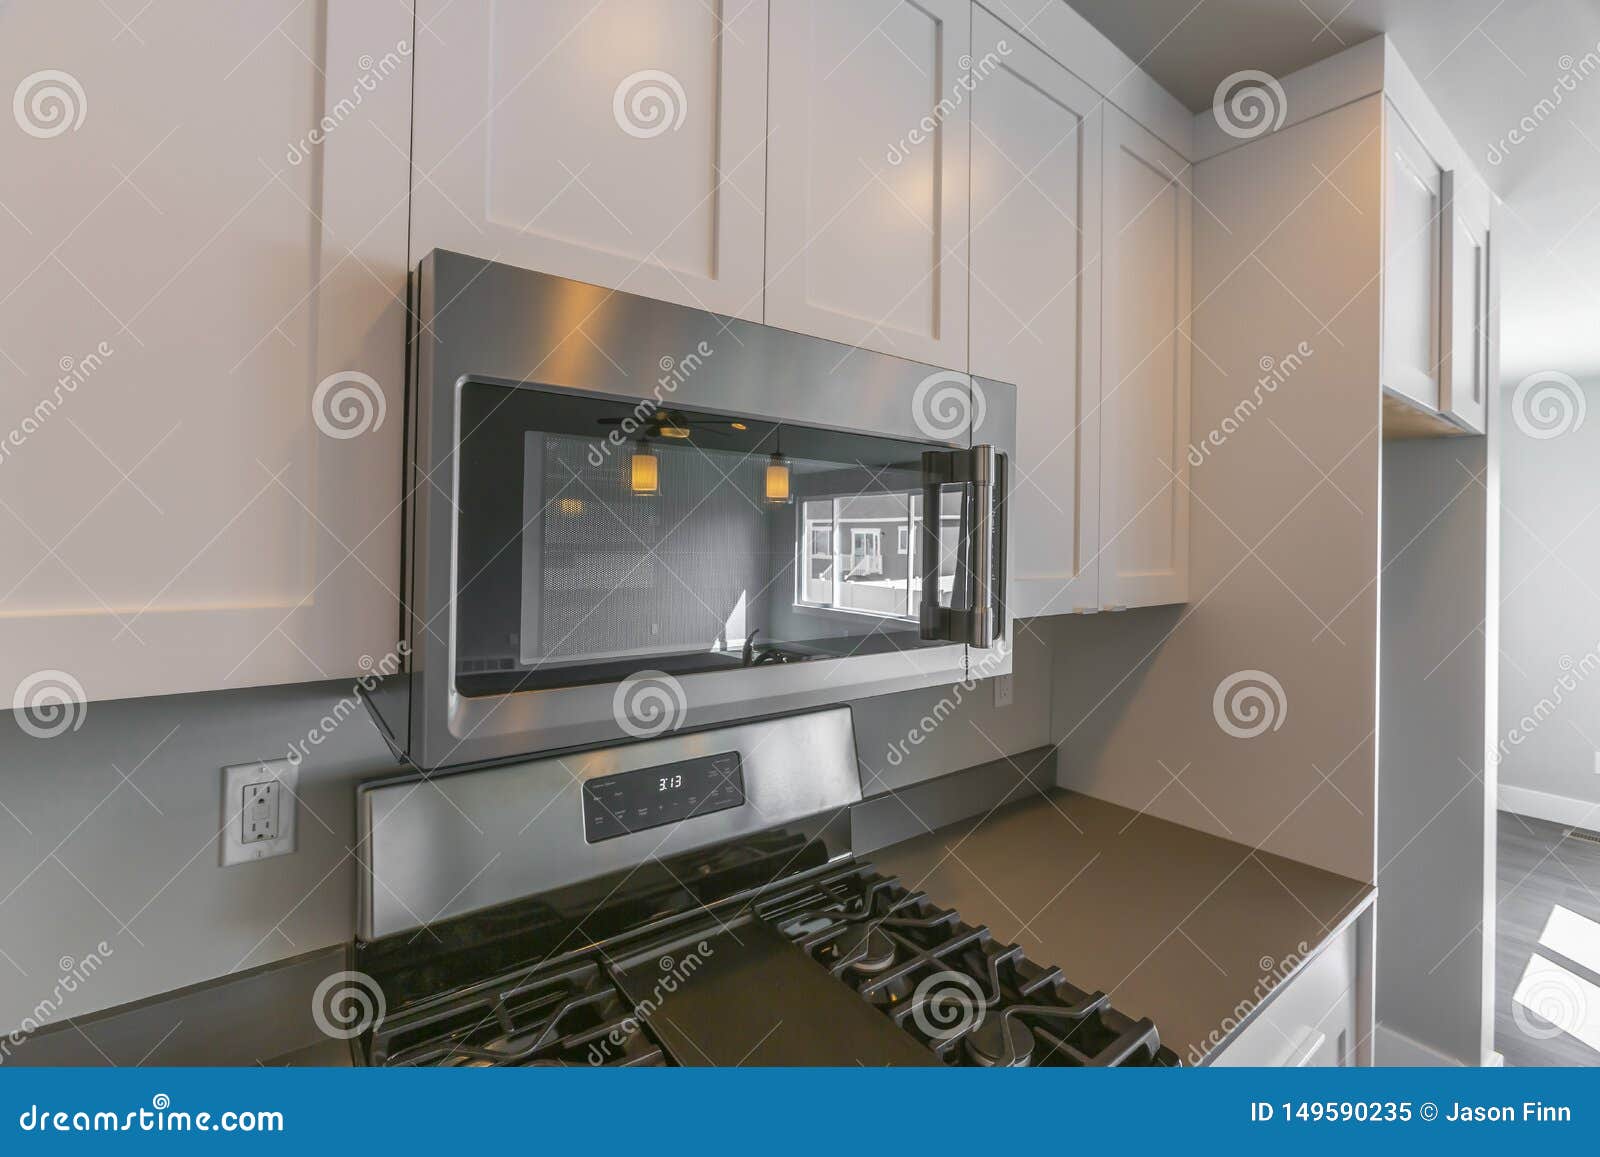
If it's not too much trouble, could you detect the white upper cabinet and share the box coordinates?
[0,0,409,704]
[1382,101,1444,414]
[410,0,769,319]
[1441,174,1492,434]
[1099,105,1192,610]
[765,0,970,367]
[968,11,1101,617]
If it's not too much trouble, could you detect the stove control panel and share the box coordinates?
[582,751,745,843]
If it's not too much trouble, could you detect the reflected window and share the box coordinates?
[794,490,961,620]
[849,528,884,578]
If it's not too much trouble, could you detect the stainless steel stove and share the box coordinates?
[352,708,1178,1068]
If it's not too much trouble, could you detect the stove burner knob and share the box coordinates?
[964,1014,1035,1067]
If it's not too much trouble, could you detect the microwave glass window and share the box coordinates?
[451,381,971,696]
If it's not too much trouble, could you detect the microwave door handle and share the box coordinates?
[918,446,1001,648]
[918,473,946,641]
[989,449,1007,646]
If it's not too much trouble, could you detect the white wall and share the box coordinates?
[1497,377,1600,827]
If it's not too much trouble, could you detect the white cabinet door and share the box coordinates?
[1099,106,1191,610]
[410,0,768,320]
[1382,101,1444,413]
[0,0,409,704]
[1441,175,1490,434]
[766,0,970,366]
[969,11,1101,618]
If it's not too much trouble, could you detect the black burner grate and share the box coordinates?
[369,959,664,1068]
[757,864,1181,1067]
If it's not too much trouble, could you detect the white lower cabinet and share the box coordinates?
[1211,925,1359,1066]
[1098,106,1192,610]
[969,11,1102,618]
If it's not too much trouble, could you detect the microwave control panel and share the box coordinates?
[582,751,745,843]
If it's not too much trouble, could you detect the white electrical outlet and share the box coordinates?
[242,781,280,843]
[993,673,1015,708]
[220,759,298,866]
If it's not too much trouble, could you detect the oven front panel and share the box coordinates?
[407,251,1014,769]
[358,707,862,942]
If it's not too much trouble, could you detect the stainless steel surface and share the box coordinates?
[870,787,1375,1064]
[402,250,1017,769]
[358,707,862,941]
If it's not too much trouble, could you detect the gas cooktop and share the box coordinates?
[362,862,1177,1068]
[353,708,1178,1068]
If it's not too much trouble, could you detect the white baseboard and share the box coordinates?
[1499,784,1600,831]
[1374,1023,1468,1067]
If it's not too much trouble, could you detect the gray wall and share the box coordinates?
[1498,377,1600,821]
[1377,436,1493,1066]
[0,625,1052,1036]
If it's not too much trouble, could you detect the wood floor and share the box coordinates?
[1496,811,1600,1067]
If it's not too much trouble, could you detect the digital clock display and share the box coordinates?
[582,752,745,843]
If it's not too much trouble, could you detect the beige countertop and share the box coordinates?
[869,788,1375,1064]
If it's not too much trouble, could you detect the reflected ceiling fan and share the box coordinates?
[595,410,747,442]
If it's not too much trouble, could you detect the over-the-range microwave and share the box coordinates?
[362,250,1015,770]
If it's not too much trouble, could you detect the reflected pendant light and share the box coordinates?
[630,439,660,495]
[764,427,792,504]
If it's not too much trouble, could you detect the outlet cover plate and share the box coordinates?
[220,759,298,867]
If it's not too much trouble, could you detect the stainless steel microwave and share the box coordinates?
[362,251,1015,770]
